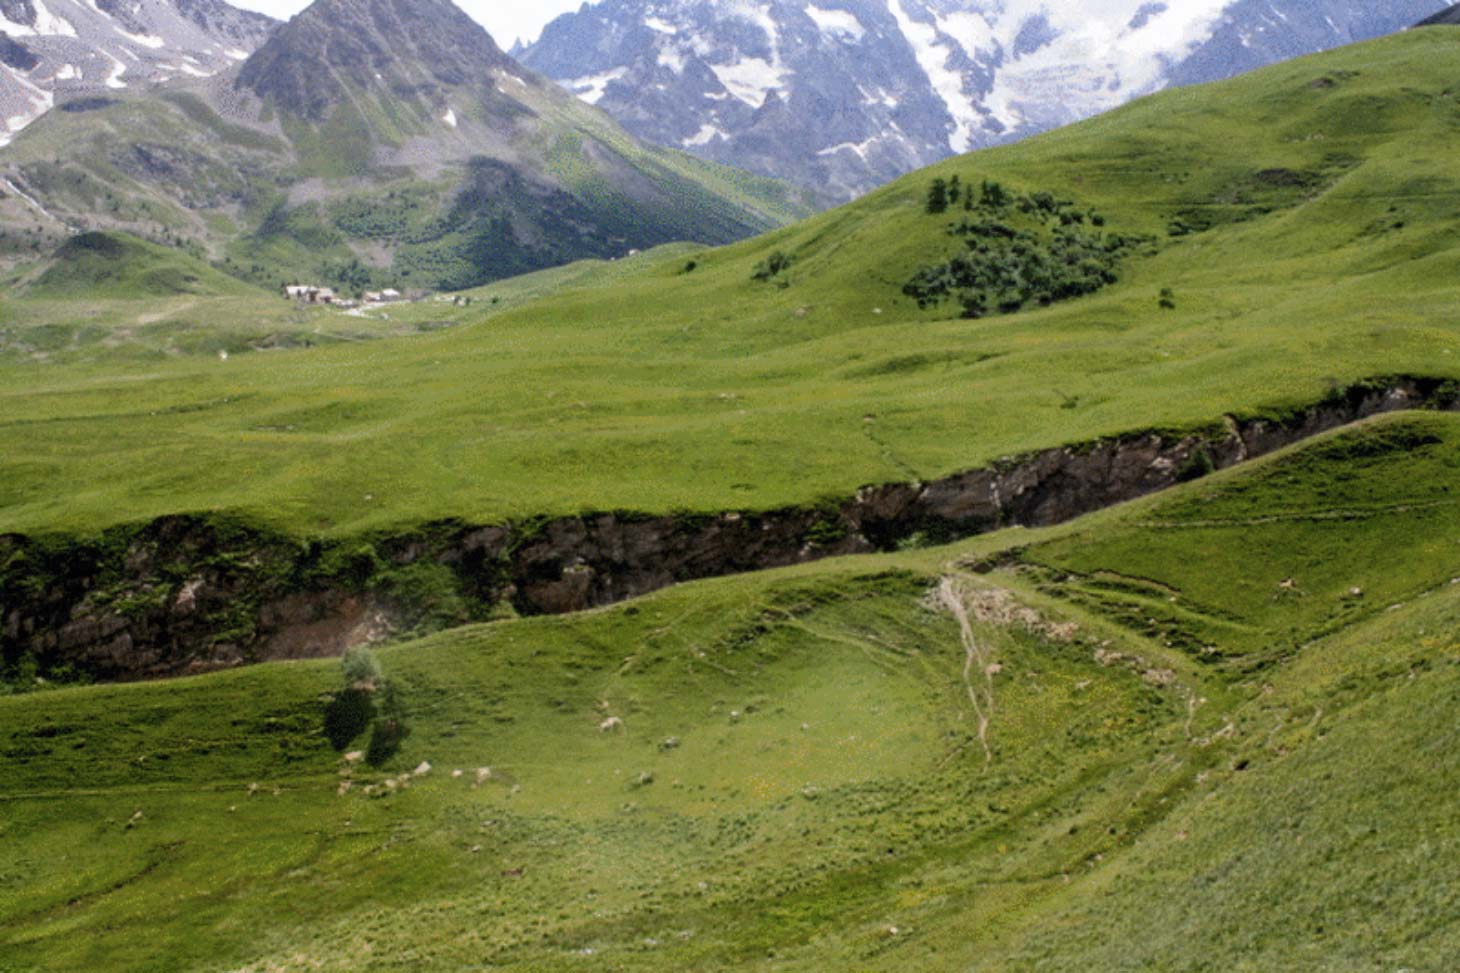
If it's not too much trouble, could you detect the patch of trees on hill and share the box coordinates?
[906,177,1150,319]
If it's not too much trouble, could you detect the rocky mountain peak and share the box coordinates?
[236,0,516,119]
[174,0,277,42]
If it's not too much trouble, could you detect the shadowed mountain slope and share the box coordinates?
[1416,3,1460,25]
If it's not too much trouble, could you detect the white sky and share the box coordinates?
[229,0,590,48]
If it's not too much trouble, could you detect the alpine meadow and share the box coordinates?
[3,4,1460,972]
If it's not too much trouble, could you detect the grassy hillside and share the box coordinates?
[20,232,259,301]
[4,31,1460,538]
[3,412,1457,970]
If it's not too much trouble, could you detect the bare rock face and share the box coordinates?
[234,0,515,121]
[508,509,874,615]
[2,378,1453,681]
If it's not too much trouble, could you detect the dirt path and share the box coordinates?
[936,576,997,764]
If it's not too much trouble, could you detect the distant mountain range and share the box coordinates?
[520,0,1451,199]
[0,0,276,145]
[0,0,813,291]
[3,0,1452,294]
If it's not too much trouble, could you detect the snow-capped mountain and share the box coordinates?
[0,0,275,145]
[521,0,1449,199]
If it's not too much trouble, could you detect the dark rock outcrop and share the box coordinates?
[1416,4,1460,26]
[0,33,39,72]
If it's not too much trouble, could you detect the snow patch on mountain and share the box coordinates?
[0,66,52,146]
[817,132,883,161]
[734,0,783,51]
[684,121,725,145]
[101,48,125,87]
[933,10,993,58]
[568,66,627,104]
[713,55,788,107]
[806,4,865,40]
[883,2,963,150]
[978,1,1234,133]
[118,28,166,49]
[4,0,77,37]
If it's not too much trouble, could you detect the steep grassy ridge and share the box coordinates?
[5,32,1460,538]
[1020,411,1460,669]
[3,414,1457,970]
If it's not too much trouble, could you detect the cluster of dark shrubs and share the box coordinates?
[751,249,793,283]
[906,178,1146,318]
[324,647,409,764]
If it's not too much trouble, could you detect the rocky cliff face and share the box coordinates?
[520,0,1448,199]
[0,0,275,145]
[4,379,1453,684]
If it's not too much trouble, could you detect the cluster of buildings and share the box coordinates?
[281,284,404,308]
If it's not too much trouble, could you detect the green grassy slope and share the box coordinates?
[20,232,259,301]
[5,31,1460,537]
[3,413,1457,970]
